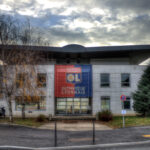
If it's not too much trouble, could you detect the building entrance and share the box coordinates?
[56,98,91,115]
[55,65,92,116]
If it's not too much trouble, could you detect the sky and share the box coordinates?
[0,0,150,47]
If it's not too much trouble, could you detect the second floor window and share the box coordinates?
[121,73,130,87]
[16,73,27,88]
[101,73,110,87]
[37,73,46,88]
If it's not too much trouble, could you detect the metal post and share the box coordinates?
[122,102,125,128]
[123,114,125,128]
[54,120,57,147]
[92,119,95,145]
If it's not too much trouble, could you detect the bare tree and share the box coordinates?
[0,15,20,45]
[15,51,44,119]
[0,15,20,122]
[0,15,46,121]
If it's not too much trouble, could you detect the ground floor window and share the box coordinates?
[101,96,110,111]
[15,96,46,111]
[56,98,91,115]
[123,97,131,110]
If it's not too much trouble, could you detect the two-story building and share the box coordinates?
[0,44,150,117]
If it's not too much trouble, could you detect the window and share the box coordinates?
[123,97,131,110]
[16,73,27,88]
[101,73,110,87]
[101,96,110,110]
[15,96,46,111]
[121,73,130,87]
[56,98,91,115]
[37,73,46,88]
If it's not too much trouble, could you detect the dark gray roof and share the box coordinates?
[0,44,150,53]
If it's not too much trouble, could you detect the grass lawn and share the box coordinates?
[1,116,150,129]
[101,116,150,128]
[0,117,49,127]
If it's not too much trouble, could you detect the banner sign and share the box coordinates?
[55,65,92,98]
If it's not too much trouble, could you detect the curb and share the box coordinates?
[1,140,150,150]
[0,123,113,131]
[0,123,44,130]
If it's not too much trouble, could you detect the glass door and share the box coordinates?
[81,98,90,114]
[66,98,74,114]
[74,98,81,114]
[56,98,66,114]
[56,98,91,115]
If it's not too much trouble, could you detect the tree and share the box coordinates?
[0,15,20,122]
[1,48,44,121]
[133,65,150,116]
[0,15,20,45]
[0,14,47,121]
[15,51,44,119]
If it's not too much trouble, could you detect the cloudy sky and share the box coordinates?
[0,0,150,47]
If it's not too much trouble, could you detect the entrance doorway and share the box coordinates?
[56,98,91,115]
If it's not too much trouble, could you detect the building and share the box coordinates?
[0,44,150,117]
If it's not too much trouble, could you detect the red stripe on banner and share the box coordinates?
[55,65,82,97]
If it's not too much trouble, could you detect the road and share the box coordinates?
[0,124,150,149]
[48,143,150,150]
[1,143,150,150]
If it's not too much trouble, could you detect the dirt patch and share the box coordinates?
[69,137,99,142]
[39,121,112,131]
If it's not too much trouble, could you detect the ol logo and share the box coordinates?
[66,73,82,84]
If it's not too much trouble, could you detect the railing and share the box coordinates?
[52,116,96,147]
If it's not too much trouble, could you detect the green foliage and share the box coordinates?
[133,65,150,116]
[97,110,113,121]
[36,114,47,122]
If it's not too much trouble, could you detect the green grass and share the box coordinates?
[0,117,48,127]
[1,116,150,129]
[101,116,150,128]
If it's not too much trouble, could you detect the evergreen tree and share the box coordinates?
[133,65,150,116]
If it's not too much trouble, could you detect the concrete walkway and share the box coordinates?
[38,121,112,131]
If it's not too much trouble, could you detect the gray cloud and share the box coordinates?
[0,0,150,46]
[47,26,90,45]
[97,0,150,13]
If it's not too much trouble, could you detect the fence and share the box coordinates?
[52,117,96,147]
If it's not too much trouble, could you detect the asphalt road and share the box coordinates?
[0,124,150,148]
[46,143,150,150]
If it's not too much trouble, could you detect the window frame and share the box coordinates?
[101,96,111,111]
[100,73,110,87]
[37,73,47,88]
[121,73,130,87]
[15,96,46,111]
[123,96,131,110]
[16,73,27,88]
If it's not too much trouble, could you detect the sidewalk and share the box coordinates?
[38,121,112,131]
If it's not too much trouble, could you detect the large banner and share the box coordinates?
[55,65,92,98]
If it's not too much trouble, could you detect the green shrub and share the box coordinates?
[97,110,113,121]
[36,114,47,122]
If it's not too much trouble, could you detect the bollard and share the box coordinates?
[54,120,57,147]
[92,119,95,145]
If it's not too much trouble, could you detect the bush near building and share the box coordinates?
[97,110,113,121]
[36,114,47,122]
[133,65,150,116]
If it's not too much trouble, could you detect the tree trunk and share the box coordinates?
[8,99,13,122]
[22,103,25,119]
